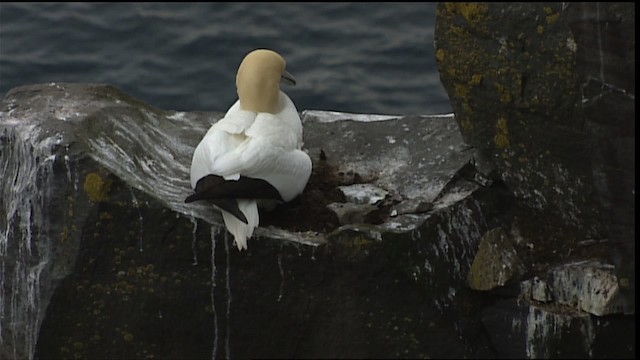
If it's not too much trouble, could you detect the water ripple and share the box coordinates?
[0,3,451,115]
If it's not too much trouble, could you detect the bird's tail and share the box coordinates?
[221,199,259,250]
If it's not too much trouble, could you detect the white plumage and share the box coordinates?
[188,49,312,250]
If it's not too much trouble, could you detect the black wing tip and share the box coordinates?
[184,192,202,203]
[184,193,250,225]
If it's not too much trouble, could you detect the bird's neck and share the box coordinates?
[238,83,281,114]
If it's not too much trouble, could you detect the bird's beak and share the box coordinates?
[280,70,296,86]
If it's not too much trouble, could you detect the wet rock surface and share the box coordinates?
[2,83,493,359]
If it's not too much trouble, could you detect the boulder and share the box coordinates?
[482,298,635,359]
[435,2,635,357]
[435,0,634,310]
[1,83,496,359]
[467,226,526,291]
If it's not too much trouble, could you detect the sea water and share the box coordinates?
[0,3,451,115]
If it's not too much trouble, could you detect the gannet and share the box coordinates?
[186,49,312,250]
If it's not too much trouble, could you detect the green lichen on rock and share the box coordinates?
[434,2,600,232]
[493,116,510,150]
[444,2,490,34]
[83,172,111,203]
[467,227,526,291]
[59,226,70,242]
[435,2,580,126]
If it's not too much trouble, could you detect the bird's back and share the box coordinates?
[190,92,310,201]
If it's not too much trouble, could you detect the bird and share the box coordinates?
[185,49,312,251]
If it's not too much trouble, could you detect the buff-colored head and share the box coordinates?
[236,49,296,113]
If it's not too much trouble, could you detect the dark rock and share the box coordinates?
[434,2,634,358]
[1,83,497,359]
[544,260,626,316]
[482,298,635,359]
[435,2,634,313]
[434,3,598,233]
[467,226,526,291]
[567,2,636,314]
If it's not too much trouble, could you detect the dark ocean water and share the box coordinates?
[0,2,452,115]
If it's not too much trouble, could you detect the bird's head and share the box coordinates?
[236,49,296,114]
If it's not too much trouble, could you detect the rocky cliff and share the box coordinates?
[0,2,635,359]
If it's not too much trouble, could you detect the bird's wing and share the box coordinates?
[185,174,283,202]
[191,99,311,201]
[208,113,312,201]
[189,106,258,187]
[213,101,254,135]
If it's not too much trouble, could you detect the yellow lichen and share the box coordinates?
[543,6,553,15]
[456,2,488,23]
[451,25,468,37]
[495,117,508,133]
[537,25,544,34]
[83,172,110,202]
[495,83,512,104]
[546,13,560,25]
[469,74,483,86]
[495,134,510,150]
[453,81,475,132]
[435,48,446,62]
[494,116,510,149]
[60,226,69,242]
[444,3,489,34]
[454,83,471,101]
